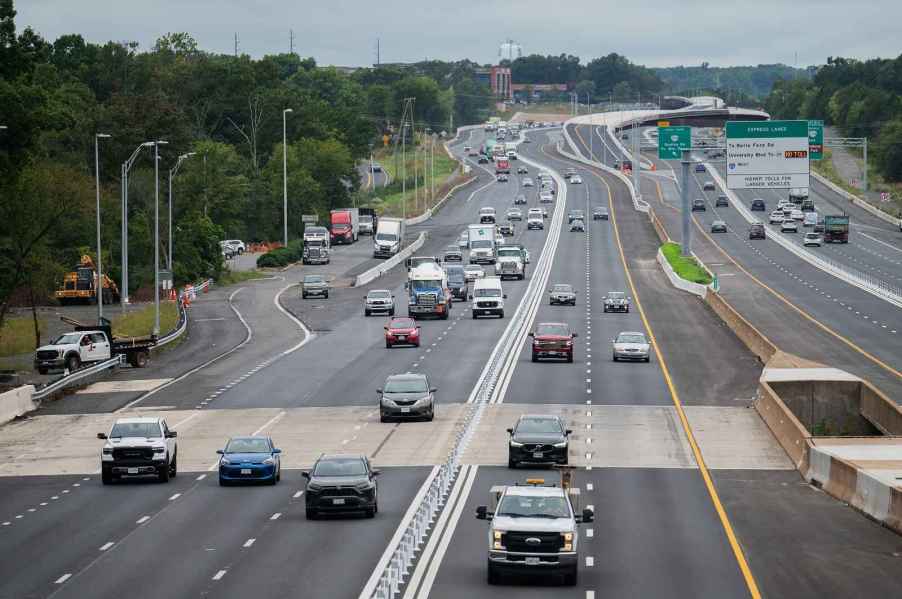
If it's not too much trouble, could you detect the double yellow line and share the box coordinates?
[544,134,762,599]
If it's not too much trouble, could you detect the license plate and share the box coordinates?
[397,336,406,340]
[127,468,139,474]
[533,452,543,459]
[401,407,411,413]
[241,469,252,475]
[333,498,345,505]
[525,557,540,565]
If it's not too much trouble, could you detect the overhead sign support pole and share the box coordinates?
[680,149,692,257]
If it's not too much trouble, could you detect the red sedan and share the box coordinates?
[529,322,577,363]
[385,317,421,348]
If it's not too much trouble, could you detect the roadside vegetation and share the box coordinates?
[110,302,179,338]
[0,316,47,358]
[661,242,713,285]
[217,270,269,286]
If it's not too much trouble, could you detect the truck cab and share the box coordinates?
[480,207,497,224]
[374,218,405,258]
[34,330,112,374]
[330,208,359,244]
[302,226,331,265]
[407,263,451,319]
[475,477,593,586]
[495,245,527,280]
[471,277,505,318]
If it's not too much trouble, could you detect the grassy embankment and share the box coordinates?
[359,144,461,219]
[661,242,712,285]
[813,149,902,217]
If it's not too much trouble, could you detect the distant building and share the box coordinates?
[474,66,512,100]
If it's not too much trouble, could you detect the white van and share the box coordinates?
[803,212,818,227]
[471,277,505,319]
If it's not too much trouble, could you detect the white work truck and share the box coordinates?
[475,477,594,586]
[34,330,111,374]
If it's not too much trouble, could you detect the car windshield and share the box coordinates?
[516,418,562,434]
[411,279,442,291]
[552,285,573,293]
[384,377,428,393]
[496,495,571,519]
[617,333,647,344]
[390,318,415,329]
[109,422,161,438]
[368,291,391,298]
[313,458,367,477]
[53,332,85,345]
[375,233,397,242]
[475,287,501,297]
[497,249,520,258]
[471,240,493,249]
[305,276,324,283]
[608,292,625,300]
[535,323,570,336]
[225,438,271,453]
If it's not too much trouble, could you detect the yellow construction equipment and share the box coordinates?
[55,255,120,305]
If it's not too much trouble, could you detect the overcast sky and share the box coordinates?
[16,0,902,68]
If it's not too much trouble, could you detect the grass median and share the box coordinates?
[360,145,460,218]
[218,269,268,286]
[661,242,713,285]
[112,302,179,338]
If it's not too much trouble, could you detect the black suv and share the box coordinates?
[749,223,766,240]
[691,199,706,211]
[715,195,729,207]
[507,414,571,468]
[751,198,766,211]
[303,454,380,519]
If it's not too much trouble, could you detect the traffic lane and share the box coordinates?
[35,285,251,415]
[425,466,748,599]
[809,176,900,236]
[50,474,304,599]
[713,469,902,598]
[210,161,551,410]
[0,473,202,599]
[202,467,430,599]
[511,138,671,407]
[603,170,761,406]
[686,182,902,360]
[649,169,902,400]
[706,164,902,289]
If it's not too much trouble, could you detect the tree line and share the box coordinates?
[764,55,902,182]
[0,0,494,326]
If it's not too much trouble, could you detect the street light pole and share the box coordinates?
[168,152,196,271]
[94,133,111,322]
[152,140,169,336]
[121,142,154,309]
[282,108,293,246]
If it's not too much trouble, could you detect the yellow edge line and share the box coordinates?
[567,127,761,598]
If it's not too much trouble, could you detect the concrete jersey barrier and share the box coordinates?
[0,385,37,426]
[353,232,427,288]
[655,248,708,298]
[811,171,901,228]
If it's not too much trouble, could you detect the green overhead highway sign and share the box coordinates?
[809,119,823,160]
[726,120,810,189]
[658,125,691,160]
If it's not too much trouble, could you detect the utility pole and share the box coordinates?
[283,108,293,246]
[94,133,111,321]
[632,120,641,202]
[168,152,196,271]
[589,111,594,162]
[680,149,691,256]
[234,33,239,57]
[152,140,169,336]
[398,97,415,220]
[431,134,436,210]
[289,29,294,54]
[376,38,380,65]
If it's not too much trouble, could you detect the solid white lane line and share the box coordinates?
[243,538,256,548]
[99,542,114,551]
[212,570,227,581]
[55,574,71,584]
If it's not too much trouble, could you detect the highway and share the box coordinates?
[2,126,902,599]
[568,123,902,401]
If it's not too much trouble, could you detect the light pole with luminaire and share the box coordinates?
[152,140,169,336]
[121,141,154,308]
[94,133,111,321]
[282,108,293,246]
[168,152,196,271]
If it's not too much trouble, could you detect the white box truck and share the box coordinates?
[373,218,405,258]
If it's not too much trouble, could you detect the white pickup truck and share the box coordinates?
[34,330,111,374]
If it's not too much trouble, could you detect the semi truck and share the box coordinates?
[406,262,451,319]
[330,208,359,244]
[495,158,511,174]
[468,224,498,264]
[823,215,850,243]
[302,226,331,264]
[373,218,405,258]
[55,255,120,305]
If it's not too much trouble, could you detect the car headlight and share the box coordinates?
[553,441,568,448]
[492,529,505,550]
[220,457,231,465]
[153,446,166,453]
[509,440,523,447]
[565,341,572,347]
[562,532,574,551]
[306,482,322,492]
[355,481,375,491]
[263,457,275,465]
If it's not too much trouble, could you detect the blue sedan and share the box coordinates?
[217,436,282,485]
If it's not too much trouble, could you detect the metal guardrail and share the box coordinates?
[31,354,124,402]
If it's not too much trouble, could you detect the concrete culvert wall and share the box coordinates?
[769,380,882,437]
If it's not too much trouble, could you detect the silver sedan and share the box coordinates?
[612,331,650,362]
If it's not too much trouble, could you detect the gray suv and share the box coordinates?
[303,454,380,519]
[378,373,436,422]
[301,274,329,299]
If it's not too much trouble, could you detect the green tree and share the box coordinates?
[874,117,902,182]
